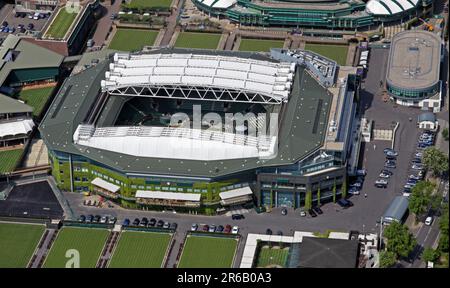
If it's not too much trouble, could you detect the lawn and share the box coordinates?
[44,8,78,39]
[0,223,45,268]
[174,32,221,49]
[44,227,109,268]
[0,148,24,174]
[109,231,171,268]
[178,235,238,268]
[108,29,158,52]
[304,43,349,66]
[17,87,54,117]
[256,246,289,268]
[124,0,173,9]
[239,39,284,52]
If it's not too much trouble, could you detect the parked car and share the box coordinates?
[385,160,396,169]
[412,164,424,170]
[108,217,117,224]
[386,155,397,161]
[379,171,391,178]
[140,217,148,226]
[299,210,306,217]
[349,187,360,195]
[281,208,288,215]
[308,209,317,217]
[266,228,273,235]
[381,169,393,175]
[384,148,398,156]
[375,179,388,188]
[170,222,178,230]
[156,220,164,228]
[100,216,108,223]
[132,218,140,226]
[415,152,423,158]
[78,215,86,222]
[313,206,323,215]
[208,225,216,233]
[191,223,198,231]
[337,198,353,208]
[149,218,156,227]
[93,215,101,222]
[277,230,283,236]
[27,23,34,30]
[163,222,170,229]
[409,174,421,181]
[425,216,433,226]
[87,39,94,48]
[86,214,94,223]
[356,169,367,176]
[224,225,232,233]
[350,182,362,188]
[231,226,239,234]
[202,224,209,232]
[232,214,244,220]
[216,225,224,233]
[122,218,130,227]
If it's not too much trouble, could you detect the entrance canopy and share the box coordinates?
[91,177,120,193]
[135,190,201,202]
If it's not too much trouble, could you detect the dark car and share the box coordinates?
[156,220,164,228]
[277,230,283,236]
[132,218,140,226]
[27,23,34,30]
[384,160,396,168]
[281,208,288,215]
[202,224,209,232]
[93,215,101,223]
[224,225,232,233]
[232,214,244,220]
[216,225,224,233]
[381,169,393,175]
[86,214,94,223]
[170,222,178,230]
[386,155,397,160]
[308,209,317,217]
[78,215,86,222]
[148,218,156,227]
[2,21,8,27]
[122,218,130,226]
[140,217,148,226]
[337,199,353,208]
[108,217,117,224]
[266,228,273,235]
[313,206,323,215]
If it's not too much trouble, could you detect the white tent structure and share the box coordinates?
[366,0,419,16]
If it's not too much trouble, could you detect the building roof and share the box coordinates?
[293,237,359,268]
[418,112,436,123]
[102,53,295,103]
[0,35,64,86]
[135,190,201,201]
[219,186,253,200]
[386,30,441,91]
[383,196,409,223]
[366,0,418,16]
[195,0,237,9]
[0,118,34,138]
[39,48,332,179]
[0,93,33,114]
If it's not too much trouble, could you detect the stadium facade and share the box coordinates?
[192,0,434,29]
[40,48,361,214]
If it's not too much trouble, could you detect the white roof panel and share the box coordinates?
[0,118,34,138]
[91,177,120,193]
[135,190,201,201]
[219,186,253,200]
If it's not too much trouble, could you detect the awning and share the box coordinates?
[0,119,34,138]
[219,186,253,200]
[135,190,201,202]
[91,177,120,193]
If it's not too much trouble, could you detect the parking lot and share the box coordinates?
[0,4,50,40]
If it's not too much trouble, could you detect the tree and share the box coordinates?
[423,147,449,176]
[317,187,321,206]
[341,178,347,199]
[379,251,397,268]
[442,128,449,141]
[438,232,449,253]
[304,190,312,210]
[383,222,417,258]
[408,181,435,220]
[439,204,449,235]
[332,181,337,203]
[422,247,440,263]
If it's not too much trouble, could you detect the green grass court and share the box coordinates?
[44,227,109,268]
[238,39,284,52]
[0,223,45,268]
[304,43,349,66]
[0,148,24,174]
[178,235,238,268]
[174,32,221,50]
[108,29,158,52]
[17,87,54,117]
[44,8,78,39]
[109,231,171,268]
[256,246,289,268]
[124,0,172,9]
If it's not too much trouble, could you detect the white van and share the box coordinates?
[425,216,433,226]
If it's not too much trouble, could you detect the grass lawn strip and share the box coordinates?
[174,32,221,49]
[108,29,158,52]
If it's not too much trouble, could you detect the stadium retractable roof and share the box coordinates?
[101,53,296,104]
